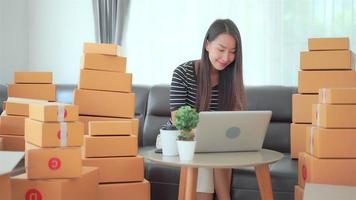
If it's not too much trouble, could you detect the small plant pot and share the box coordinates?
[177,140,196,161]
[160,129,180,156]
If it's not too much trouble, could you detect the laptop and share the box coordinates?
[194,110,272,153]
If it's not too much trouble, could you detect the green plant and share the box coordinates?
[175,106,199,141]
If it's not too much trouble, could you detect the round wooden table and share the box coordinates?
[147,149,283,200]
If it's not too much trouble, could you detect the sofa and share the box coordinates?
[0,84,298,200]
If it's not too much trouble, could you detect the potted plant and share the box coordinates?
[159,123,180,156]
[175,106,199,161]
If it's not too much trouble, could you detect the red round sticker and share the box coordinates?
[48,157,61,170]
[302,165,307,180]
[57,130,61,139]
[57,109,68,119]
[25,188,42,200]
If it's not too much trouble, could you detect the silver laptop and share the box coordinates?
[194,111,272,153]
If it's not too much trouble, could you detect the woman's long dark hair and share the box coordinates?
[196,19,247,111]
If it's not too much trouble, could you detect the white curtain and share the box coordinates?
[124,0,356,86]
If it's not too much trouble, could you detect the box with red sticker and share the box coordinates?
[25,143,82,179]
[11,167,98,200]
[25,118,84,147]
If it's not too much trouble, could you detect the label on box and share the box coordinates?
[48,157,61,170]
[26,188,42,200]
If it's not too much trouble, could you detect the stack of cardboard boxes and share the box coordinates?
[292,38,356,199]
[75,43,150,200]
[10,101,99,200]
[0,72,55,151]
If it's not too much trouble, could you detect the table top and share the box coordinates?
[147,149,283,168]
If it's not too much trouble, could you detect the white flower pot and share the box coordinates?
[177,140,196,161]
[160,129,180,156]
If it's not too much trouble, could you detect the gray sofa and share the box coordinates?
[0,84,298,200]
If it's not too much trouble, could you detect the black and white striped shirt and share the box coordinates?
[170,61,219,111]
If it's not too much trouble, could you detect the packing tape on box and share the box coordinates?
[57,105,65,121]
[310,127,316,155]
[316,104,321,126]
[60,122,68,146]
[320,88,326,103]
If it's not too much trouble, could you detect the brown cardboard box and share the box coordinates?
[0,135,24,151]
[81,53,126,72]
[25,143,82,179]
[84,135,137,158]
[319,88,356,104]
[306,126,356,158]
[8,84,56,101]
[29,102,78,122]
[292,94,318,123]
[74,89,135,118]
[294,185,304,200]
[82,156,144,183]
[79,115,138,135]
[0,174,11,200]
[290,123,309,159]
[298,71,356,94]
[83,42,120,55]
[312,104,356,128]
[308,37,349,51]
[25,119,84,147]
[298,152,356,188]
[0,137,3,150]
[79,69,132,92]
[300,50,354,70]
[4,97,48,116]
[0,112,25,135]
[11,167,98,200]
[14,72,52,84]
[89,121,133,136]
[98,180,150,200]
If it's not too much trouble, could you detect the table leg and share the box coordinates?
[255,164,274,200]
[178,167,198,200]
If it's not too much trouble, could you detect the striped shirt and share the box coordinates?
[170,61,219,111]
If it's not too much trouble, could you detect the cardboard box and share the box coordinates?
[8,84,56,101]
[11,167,98,200]
[29,102,78,122]
[4,97,48,116]
[89,121,133,136]
[292,94,318,123]
[319,88,356,104]
[308,37,349,51]
[83,135,137,158]
[14,72,52,84]
[79,115,138,135]
[98,180,150,200]
[25,119,84,147]
[294,185,304,200]
[0,112,25,135]
[312,104,356,128]
[298,71,356,94]
[74,89,135,118]
[290,123,309,159]
[83,43,121,55]
[81,53,126,72]
[25,143,82,179]
[82,156,144,183]
[306,126,356,158]
[298,152,356,188]
[300,50,354,70]
[0,137,3,150]
[304,183,356,200]
[0,151,24,200]
[0,135,25,151]
[79,69,132,92]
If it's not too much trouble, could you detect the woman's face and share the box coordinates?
[205,33,236,71]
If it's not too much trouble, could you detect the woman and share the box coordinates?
[169,19,247,200]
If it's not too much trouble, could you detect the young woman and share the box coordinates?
[169,19,247,200]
